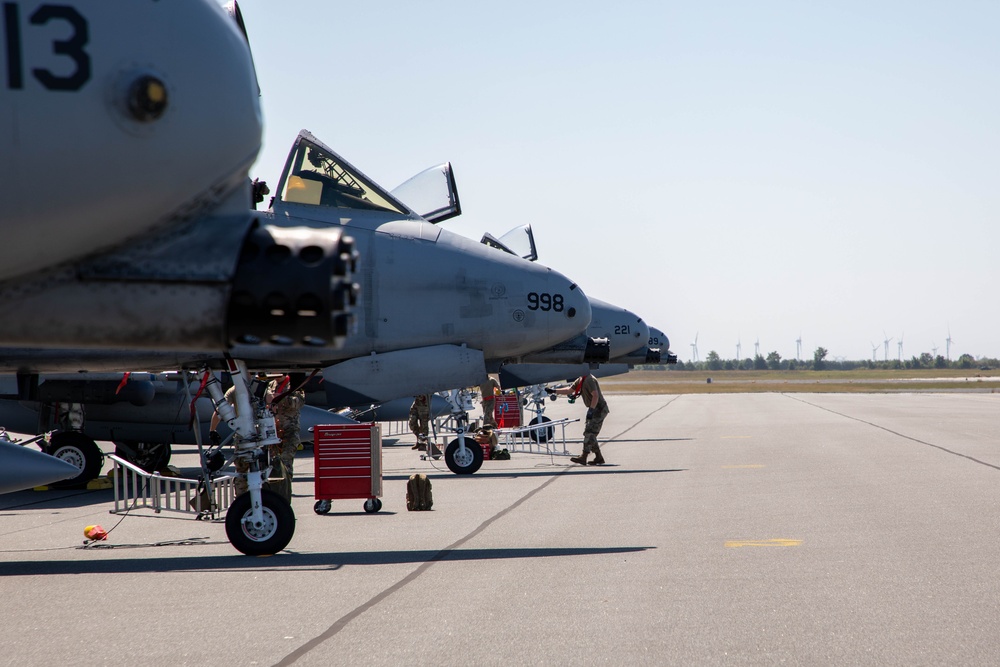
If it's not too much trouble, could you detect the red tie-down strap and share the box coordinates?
[114,372,131,395]
[188,370,212,430]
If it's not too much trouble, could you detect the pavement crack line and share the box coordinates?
[784,394,1000,472]
[275,395,679,665]
[276,474,564,665]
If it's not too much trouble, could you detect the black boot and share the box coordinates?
[588,446,605,465]
[570,453,588,465]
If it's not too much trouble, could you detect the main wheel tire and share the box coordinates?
[48,432,104,489]
[445,436,484,475]
[113,441,171,472]
[225,488,296,555]
[528,415,554,443]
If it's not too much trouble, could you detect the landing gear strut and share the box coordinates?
[204,360,295,555]
[524,385,554,443]
[439,389,483,475]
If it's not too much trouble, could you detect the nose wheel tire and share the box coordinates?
[445,436,484,475]
[225,488,296,555]
[528,415,554,443]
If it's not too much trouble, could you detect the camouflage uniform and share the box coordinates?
[409,394,431,448]
[268,387,304,503]
[480,376,500,428]
[577,374,609,464]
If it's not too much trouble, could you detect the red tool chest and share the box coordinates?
[313,423,383,513]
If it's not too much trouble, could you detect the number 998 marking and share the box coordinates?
[527,292,564,312]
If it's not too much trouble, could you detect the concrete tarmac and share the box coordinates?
[2,392,1000,666]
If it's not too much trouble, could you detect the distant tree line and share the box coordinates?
[651,349,996,372]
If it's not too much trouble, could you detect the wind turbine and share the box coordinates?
[795,333,802,361]
[736,338,742,362]
[883,331,893,362]
[946,328,952,361]
[931,341,938,358]
[754,338,760,358]
[690,332,699,363]
[897,332,904,362]
[870,341,879,362]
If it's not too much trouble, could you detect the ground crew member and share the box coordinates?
[480,375,501,428]
[552,373,609,465]
[409,394,431,450]
[268,375,305,503]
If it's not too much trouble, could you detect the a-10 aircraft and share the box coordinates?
[0,1,604,554]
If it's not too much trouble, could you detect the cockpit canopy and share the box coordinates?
[481,224,538,262]
[276,131,411,215]
[390,163,462,224]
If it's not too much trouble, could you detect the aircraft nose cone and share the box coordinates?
[586,298,648,359]
[563,285,590,324]
[491,264,592,359]
[553,276,592,336]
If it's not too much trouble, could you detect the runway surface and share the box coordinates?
[3,392,1000,666]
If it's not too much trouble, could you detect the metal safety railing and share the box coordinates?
[108,454,236,520]
[380,420,409,437]
[495,418,579,456]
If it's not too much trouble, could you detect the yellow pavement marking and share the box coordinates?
[725,538,802,548]
[722,464,765,469]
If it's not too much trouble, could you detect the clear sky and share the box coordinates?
[235,1,999,363]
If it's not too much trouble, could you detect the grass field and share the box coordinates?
[598,368,1000,395]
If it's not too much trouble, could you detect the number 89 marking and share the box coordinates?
[527,292,564,312]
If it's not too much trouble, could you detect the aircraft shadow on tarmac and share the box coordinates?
[0,545,653,577]
[381,468,687,482]
[0,488,117,512]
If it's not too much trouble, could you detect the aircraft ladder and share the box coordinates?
[108,454,236,520]
[495,417,579,456]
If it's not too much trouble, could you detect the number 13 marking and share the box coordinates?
[4,3,90,91]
